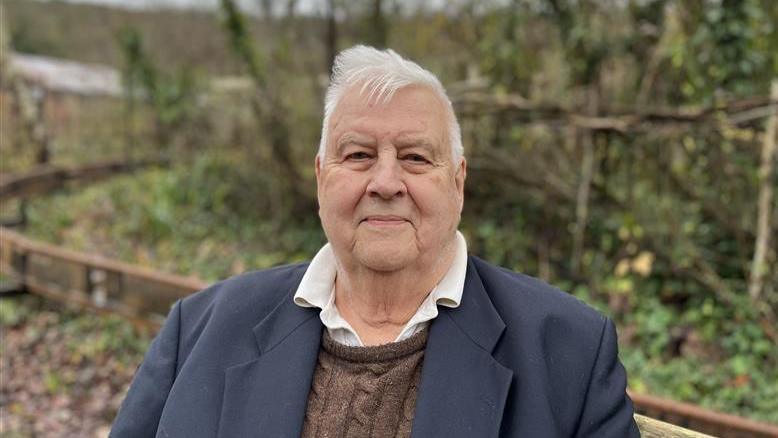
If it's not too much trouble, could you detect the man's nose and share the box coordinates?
[366,155,406,199]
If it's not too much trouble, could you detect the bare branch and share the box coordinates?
[452,91,778,133]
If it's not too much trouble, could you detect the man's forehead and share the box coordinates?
[332,122,435,141]
[333,131,439,151]
[330,87,445,130]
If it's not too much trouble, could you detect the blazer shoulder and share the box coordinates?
[469,256,605,328]
[181,262,309,309]
[174,262,309,341]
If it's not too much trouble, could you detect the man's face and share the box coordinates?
[316,85,466,273]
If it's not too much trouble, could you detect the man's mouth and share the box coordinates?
[362,215,408,226]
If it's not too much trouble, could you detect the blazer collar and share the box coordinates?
[219,268,323,438]
[411,257,513,438]
[445,256,507,351]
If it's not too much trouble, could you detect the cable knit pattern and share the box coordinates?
[301,327,429,438]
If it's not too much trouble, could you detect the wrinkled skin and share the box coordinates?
[316,85,466,277]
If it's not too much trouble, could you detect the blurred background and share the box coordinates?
[0,0,776,436]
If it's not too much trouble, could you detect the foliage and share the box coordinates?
[622,348,778,424]
[1,295,152,436]
[671,0,776,100]
[117,26,204,154]
[218,0,266,86]
[23,157,325,281]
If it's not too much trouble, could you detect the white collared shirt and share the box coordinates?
[293,231,468,346]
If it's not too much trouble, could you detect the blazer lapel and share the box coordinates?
[218,292,323,438]
[411,258,514,438]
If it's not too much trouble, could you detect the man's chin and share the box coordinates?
[352,245,418,273]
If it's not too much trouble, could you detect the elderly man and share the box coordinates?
[111,46,639,437]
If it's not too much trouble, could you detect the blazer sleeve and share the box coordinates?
[110,300,182,438]
[575,318,640,438]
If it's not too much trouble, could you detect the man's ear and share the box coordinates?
[315,155,322,182]
[456,157,467,210]
[456,158,467,191]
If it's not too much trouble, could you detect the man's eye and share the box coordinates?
[346,152,371,160]
[403,154,429,163]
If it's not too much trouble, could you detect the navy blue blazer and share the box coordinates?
[111,256,639,437]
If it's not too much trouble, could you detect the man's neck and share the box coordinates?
[334,246,456,346]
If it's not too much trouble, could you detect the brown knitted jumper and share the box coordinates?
[300,327,429,438]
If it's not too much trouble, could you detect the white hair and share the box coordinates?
[318,45,463,161]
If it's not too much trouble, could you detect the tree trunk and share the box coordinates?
[325,0,338,74]
[748,80,778,301]
[369,0,387,48]
[571,86,599,275]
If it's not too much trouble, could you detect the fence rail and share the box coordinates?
[0,226,205,328]
[0,159,167,202]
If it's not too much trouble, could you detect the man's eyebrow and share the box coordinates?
[394,136,438,152]
[335,133,376,155]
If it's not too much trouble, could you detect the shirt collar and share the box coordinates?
[293,243,338,310]
[293,231,468,328]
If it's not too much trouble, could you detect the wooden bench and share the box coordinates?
[636,414,715,437]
